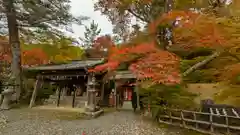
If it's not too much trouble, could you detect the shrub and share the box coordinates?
[138,84,197,119]
[21,78,56,105]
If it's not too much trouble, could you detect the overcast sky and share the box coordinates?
[68,0,233,42]
[69,0,113,40]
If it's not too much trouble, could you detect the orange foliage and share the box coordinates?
[149,11,228,49]
[0,37,11,62]
[93,35,114,49]
[90,41,181,85]
[86,35,114,59]
[0,37,49,66]
[21,48,49,66]
[91,9,240,84]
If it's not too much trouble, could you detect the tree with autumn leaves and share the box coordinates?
[0,37,84,67]
[90,0,240,109]
[92,0,240,85]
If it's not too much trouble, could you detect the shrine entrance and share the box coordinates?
[23,59,105,112]
[106,71,138,111]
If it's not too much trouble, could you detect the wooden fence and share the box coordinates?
[157,108,240,135]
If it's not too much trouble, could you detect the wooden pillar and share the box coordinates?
[135,84,139,109]
[100,80,105,102]
[86,75,91,106]
[72,87,76,108]
[29,76,42,108]
[114,79,119,109]
[57,87,61,107]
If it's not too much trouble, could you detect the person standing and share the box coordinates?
[131,90,137,112]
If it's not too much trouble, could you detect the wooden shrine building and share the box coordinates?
[23,59,105,109]
[23,58,139,110]
[104,71,137,108]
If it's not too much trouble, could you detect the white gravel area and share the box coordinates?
[0,108,182,135]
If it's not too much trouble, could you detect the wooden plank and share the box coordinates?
[210,108,214,115]
[232,108,239,117]
[215,108,220,116]
[193,112,199,128]
[223,108,230,134]
[160,115,181,120]
[167,108,240,119]
[29,77,42,108]
[229,125,240,130]
[222,108,227,116]
[169,111,172,123]
[209,109,214,132]
[158,108,240,135]
[184,118,211,125]
[180,110,186,127]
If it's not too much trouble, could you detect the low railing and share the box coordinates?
[157,108,240,135]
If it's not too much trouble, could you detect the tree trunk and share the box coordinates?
[3,0,22,100]
[183,51,221,77]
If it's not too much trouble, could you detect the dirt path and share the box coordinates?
[0,107,187,135]
[0,101,204,135]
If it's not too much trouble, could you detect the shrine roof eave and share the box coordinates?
[109,71,136,80]
[23,59,104,71]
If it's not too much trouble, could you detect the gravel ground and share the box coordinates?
[0,107,184,135]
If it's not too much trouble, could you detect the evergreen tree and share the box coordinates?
[80,20,101,48]
[1,0,88,100]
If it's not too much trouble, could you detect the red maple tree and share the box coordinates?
[86,35,114,59]
[0,37,49,66]
[89,9,239,85]
[21,48,49,66]
[0,37,12,62]
[90,40,181,85]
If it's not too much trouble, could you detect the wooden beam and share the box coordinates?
[29,76,42,108]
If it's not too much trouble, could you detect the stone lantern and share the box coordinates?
[0,86,15,110]
[86,73,97,111]
[84,73,103,118]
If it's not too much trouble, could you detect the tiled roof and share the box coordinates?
[24,59,104,71]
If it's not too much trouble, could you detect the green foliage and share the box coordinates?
[1,0,88,40]
[80,20,101,48]
[139,84,197,119]
[36,83,56,104]
[21,78,56,105]
[21,37,84,63]
[214,84,240,107]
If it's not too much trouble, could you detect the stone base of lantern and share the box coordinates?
[83,106,104,119]
[0,89,15,110]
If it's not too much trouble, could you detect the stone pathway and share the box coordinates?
[0,107,185,135]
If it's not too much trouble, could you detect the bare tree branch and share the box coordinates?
[127,9,149,23]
